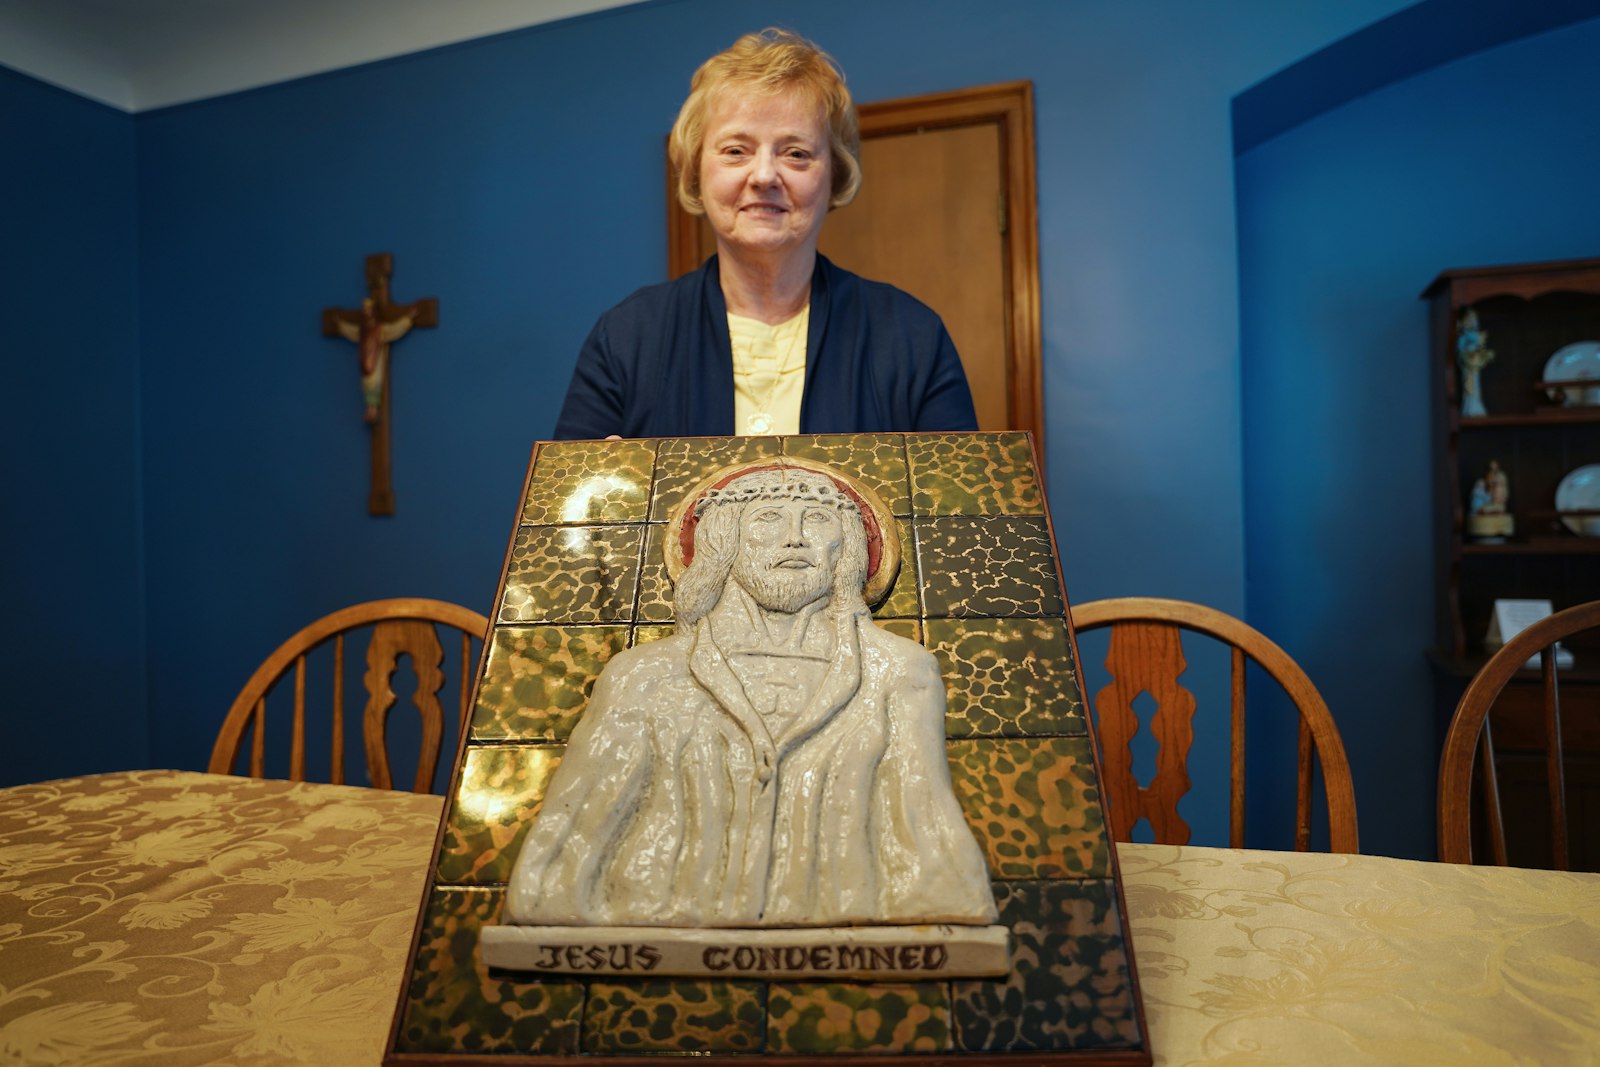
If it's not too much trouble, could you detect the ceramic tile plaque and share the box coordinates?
[385,433,1151,1066]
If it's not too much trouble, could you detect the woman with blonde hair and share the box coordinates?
[554,28,976,440]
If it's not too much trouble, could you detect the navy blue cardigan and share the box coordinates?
[553,255,978,439]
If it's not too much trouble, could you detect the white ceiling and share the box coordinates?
[0,0,635,111]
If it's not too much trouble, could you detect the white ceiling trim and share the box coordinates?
[0,0,637,112]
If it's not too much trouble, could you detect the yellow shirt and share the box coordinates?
[729,305,808,436]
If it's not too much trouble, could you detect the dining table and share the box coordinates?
[2,770,1596,1066]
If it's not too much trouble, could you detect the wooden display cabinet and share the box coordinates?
[1424,256,1600,869]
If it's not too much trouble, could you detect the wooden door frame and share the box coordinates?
[666,80,1042,452]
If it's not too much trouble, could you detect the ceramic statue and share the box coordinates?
[1466,458,1514,541]
[482,460,1006,977]
[507,463,995,927]
[1457,308,1495,418]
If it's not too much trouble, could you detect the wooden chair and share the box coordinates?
[209,598,489,791]
[1437,599,1600,868]
[1069,596,1359,852]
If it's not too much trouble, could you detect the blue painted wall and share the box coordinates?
[124,0,1412,839]
[32,0,1581,859]
[0,67,145,784]
[1232,0,1599,153]
[1238,16,1600,858]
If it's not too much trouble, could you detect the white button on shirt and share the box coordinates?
[729,305,808,436]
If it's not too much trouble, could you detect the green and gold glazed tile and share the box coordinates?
[471,625,628,742]
[782,433,911,516]
[399,434,1143,1062]
[438,745,562,884]
[636,523,676,623]
[875,617,922,644]
[523,439,656,526]
[948,736,1108,879]
[917,516,1064,618]
[582,980,767,1054]
[396,887,584,1056]
[873,518,921,619]
[927,618,1086,737]
[907,432,1042,516]
[499,524,644,625]
[767,982,952,1054]
[951,880,1141,1052]
[632,623,675,646]
[650,436,784,521]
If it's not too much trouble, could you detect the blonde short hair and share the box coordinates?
[668,28,862,217]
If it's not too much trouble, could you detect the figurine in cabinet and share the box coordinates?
[1466,458,1513,541]
[1457,308,1495,417]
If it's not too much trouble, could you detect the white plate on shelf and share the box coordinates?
[1544,341,1600,406]
[1556,463,1600,536]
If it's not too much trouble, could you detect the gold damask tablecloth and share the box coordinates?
[1119,845,1600,1066]
[2,772,1598,1066]
[0,771,443,1065]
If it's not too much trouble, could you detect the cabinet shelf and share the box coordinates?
[1458,408,1600,429]
[1460,537,1600,555]
[1425,261,1600,868]
[1427,646,1600,684]
[1426,256,1600,663]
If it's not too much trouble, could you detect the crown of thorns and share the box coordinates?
[693,477,861,517]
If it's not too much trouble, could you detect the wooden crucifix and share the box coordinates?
[322,253,438,515]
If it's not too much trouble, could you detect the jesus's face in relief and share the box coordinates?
[731,498,844,614]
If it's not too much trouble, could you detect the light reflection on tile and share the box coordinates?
[522,439,656,526]
[499,525,643,624]
[471,625,627,742]
[438,745,562,884]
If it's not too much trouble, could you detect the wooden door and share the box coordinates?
[668,82,1041,450]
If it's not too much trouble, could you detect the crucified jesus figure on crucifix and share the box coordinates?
[322,253,438,515]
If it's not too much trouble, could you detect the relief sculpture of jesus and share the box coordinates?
[502,462,997,933]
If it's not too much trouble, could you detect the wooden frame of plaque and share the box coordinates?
[384,432,1151,1065]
